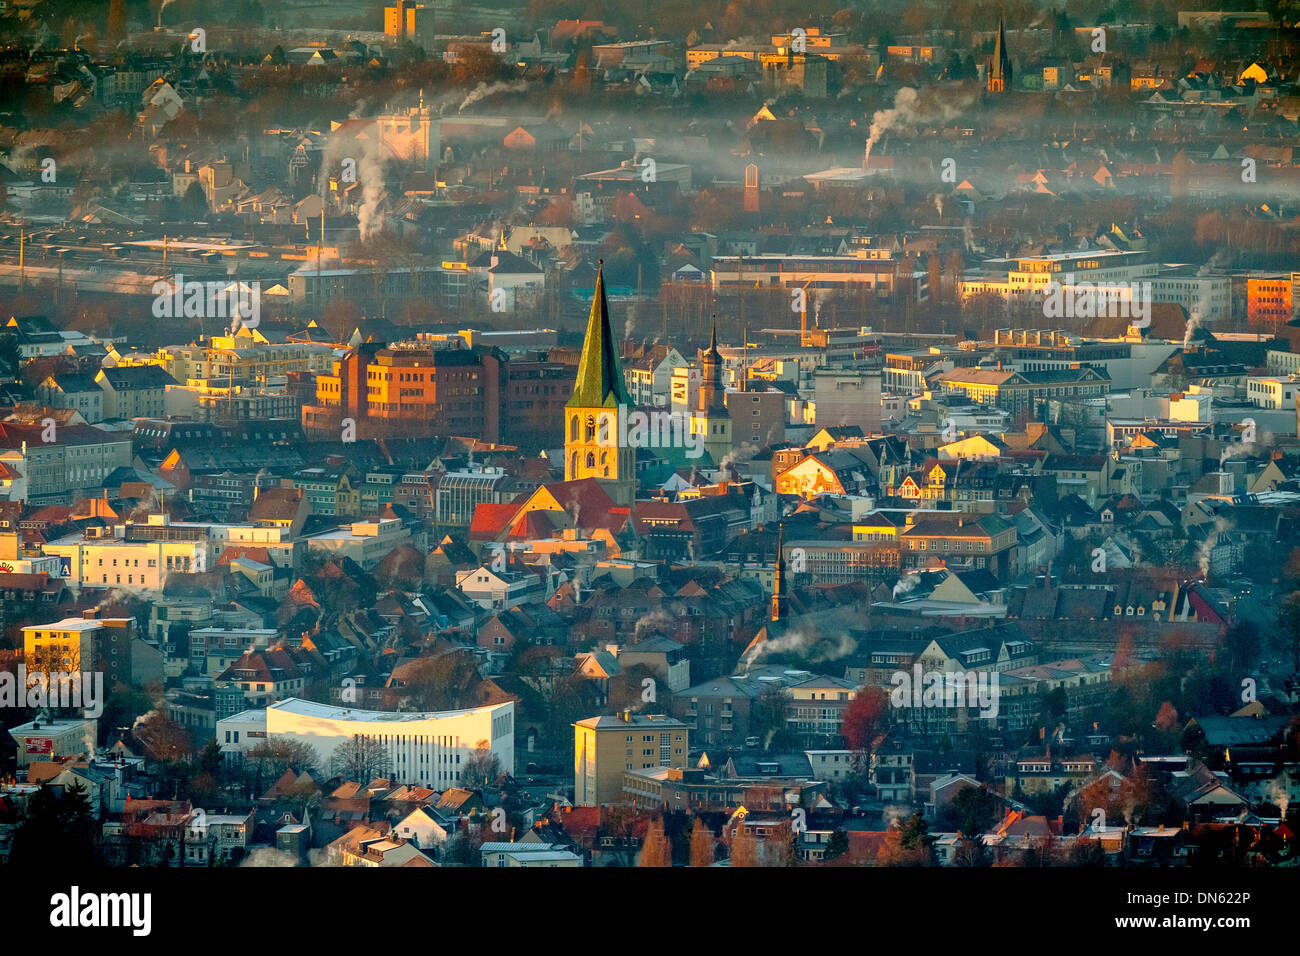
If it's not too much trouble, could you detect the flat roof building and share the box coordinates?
[574,712,689,807]
[217,697,514,789]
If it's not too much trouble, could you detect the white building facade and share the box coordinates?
[217,697,515,789]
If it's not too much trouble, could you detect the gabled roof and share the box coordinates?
[436,787,481,811]
[469,502,520,540]
[468,248,543,274]
[96,365,177,390]
[248,487,303,521]
[44,372,100,393]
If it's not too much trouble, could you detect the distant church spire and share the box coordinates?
[698,316,726,413]
[988,15,1012,93]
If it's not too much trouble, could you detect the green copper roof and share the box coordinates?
[567,266,633,409]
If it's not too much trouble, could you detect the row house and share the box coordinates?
[897,459,1001,509]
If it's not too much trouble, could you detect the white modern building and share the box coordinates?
[960,250,1157,305]
[1246,375,1297,409]
[1266,349,1300,377]
[480,841,582,867]
[938,404,1012,434]
[455,564,547,610]
[1150,267,1230,324]
[42,513,306,592]
[43,532,209,591]
[7,716,97,768]
[216,697,514,788]
[303,517,411,569]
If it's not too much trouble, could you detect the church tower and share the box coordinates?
[691,320,732,467]
[565,263,636,506]
[987,15,1012,93]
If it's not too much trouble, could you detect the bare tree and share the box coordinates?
[329,735,391,783]
[242,739,322,796]
[134,711,193,764]
[459,741,502,791]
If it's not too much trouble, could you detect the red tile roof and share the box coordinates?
[469,502,521,540]
[218,546,273,565]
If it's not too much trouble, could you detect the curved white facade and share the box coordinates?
[220,697,514,788]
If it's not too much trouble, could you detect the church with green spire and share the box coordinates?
[565,264,636,507]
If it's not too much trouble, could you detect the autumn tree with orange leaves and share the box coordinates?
[638,817,671,867]
[689,818,715,867]
[730,823,759,867]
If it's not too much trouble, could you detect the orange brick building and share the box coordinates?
[1246,274,1293,332]
[303,343,505,441]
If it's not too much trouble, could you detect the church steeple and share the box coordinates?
[565,262,635,506]
[568,263,632,410]
[988,15,1011,93]
[691,316,732,467]
[771,523,786,622]
[698,317,726,413]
